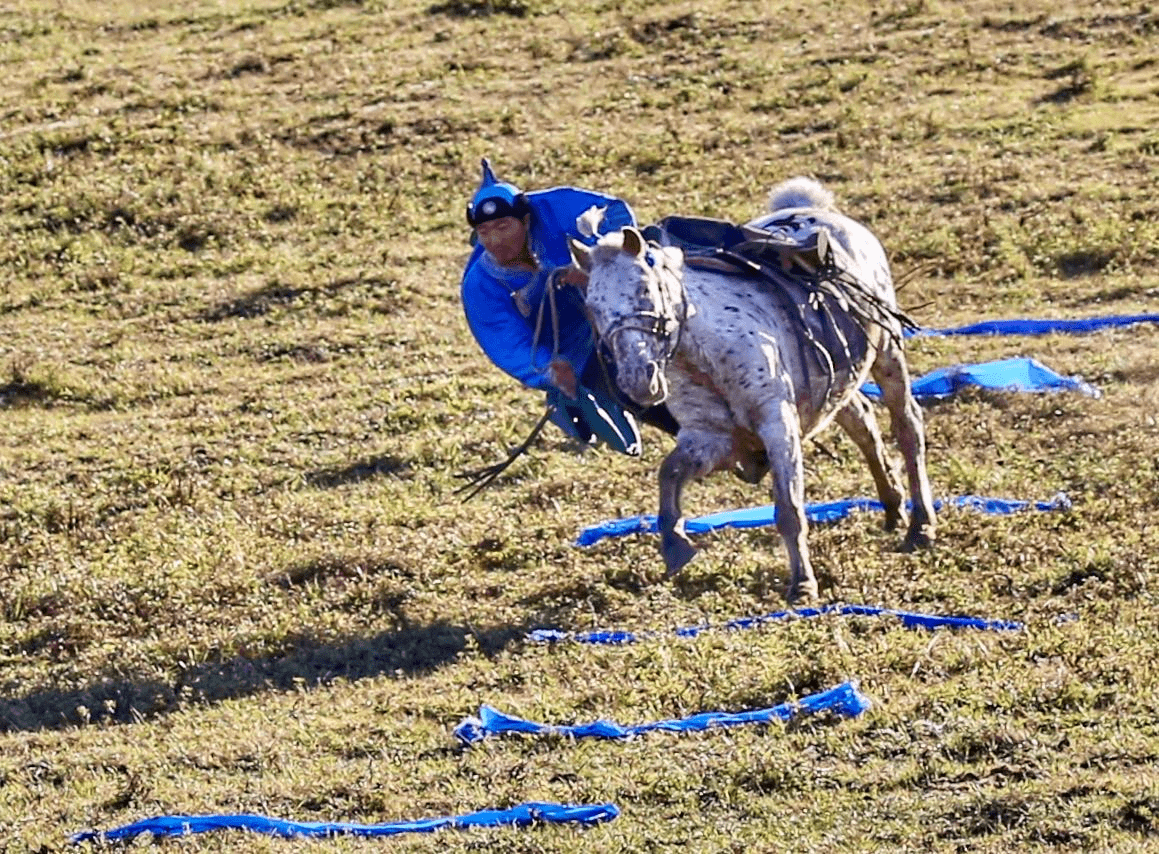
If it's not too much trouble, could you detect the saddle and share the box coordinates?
[643,215,831,276]
[644,214,915,405]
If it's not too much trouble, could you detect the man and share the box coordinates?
[460,158,678,455]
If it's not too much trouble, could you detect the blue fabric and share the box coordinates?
[71,802,618,843]
[862,357,1099,399]
[575,492,1070,547]
[454,681,870,745]
[461,186,635,392]
[467,158,523,223]
[528,603,1021,646]
[548,383,642,455]
[919,313,1159,338]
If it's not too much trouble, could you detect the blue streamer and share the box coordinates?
[863,357,1099,400]
[918,313,1159,338]
[576,493,1070,547]
[71,802,618,844]
[454,681,870,745]
[528,603,1021,646]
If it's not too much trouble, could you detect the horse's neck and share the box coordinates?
[670,267,750,366]
[677,267,750,319]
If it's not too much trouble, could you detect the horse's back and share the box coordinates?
[677,188,903,429]
[680,264,874,433]
[745,206,894,299]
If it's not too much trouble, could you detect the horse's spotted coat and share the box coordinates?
[572,178,937,603]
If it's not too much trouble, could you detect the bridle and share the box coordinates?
[594,247,687,368]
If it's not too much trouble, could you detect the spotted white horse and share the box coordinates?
[571,177,936,602]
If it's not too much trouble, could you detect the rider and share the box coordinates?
[460,158,678,454]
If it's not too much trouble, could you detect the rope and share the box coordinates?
[455,269,574,501]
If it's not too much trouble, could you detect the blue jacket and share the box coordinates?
[461,186,635,391]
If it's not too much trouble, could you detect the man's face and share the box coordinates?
[476,215,529,268]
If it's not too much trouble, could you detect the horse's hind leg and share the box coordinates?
[834,391,906,532]
[871,343,937,550]
[757,400,818,604]
[658,429,732,577]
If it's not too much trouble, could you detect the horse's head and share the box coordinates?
[570,227,685,407]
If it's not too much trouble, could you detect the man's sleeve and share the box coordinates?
[599,193,635,235]
[533,187,636,252]
[461,266,555,391]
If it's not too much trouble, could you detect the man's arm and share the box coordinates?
[461,265,559,391]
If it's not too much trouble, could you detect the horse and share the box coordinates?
[570,177,936,603]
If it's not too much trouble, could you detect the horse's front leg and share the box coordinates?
[658,429,732,577]
[757,399,818,604]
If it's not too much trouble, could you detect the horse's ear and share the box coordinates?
[569,237,593,274]
[621,226,646,258]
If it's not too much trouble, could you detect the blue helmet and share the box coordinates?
[466,158,530,226]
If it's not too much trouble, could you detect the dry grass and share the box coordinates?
[1,0,1158,850]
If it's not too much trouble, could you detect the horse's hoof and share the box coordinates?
[899,529,934,552]
[661,535,698,577]
[784,578,819,604]
[731,458,768,485]
[883,512,902,533]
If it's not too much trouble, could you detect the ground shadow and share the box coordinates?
[200,275,396,322]
[427,0,531,18]
[0,620,525,733]
[304,454,412,489]
[201,281,310,321]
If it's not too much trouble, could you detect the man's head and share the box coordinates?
[467,158,533,268]
[475,215,531,268]
[466,158,530,228]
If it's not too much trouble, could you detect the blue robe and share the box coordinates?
[461,186,642,452]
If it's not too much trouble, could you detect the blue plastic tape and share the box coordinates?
[529,603,1021,647]
[918,313,1159,338]
[862,357,1099,400]
[454,681,870,745]
[576,493,1070,547]
[71,802,618,844]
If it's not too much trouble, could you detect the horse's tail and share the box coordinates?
[767,176,837,213]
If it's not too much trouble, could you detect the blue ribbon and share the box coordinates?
[454,681,870,745]
[576,493,1069,547]
[71,802,618,844]
[918,313,1159,337]
[529,603,1021,647]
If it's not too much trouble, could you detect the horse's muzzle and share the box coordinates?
[619,360,668,407]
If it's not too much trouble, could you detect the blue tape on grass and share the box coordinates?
[919,313,1159,338]
[454,681,870,745]
[529,603,1021,646]
[71,802,618,844]
[862,357,1099,400]
[576,493,1070,547]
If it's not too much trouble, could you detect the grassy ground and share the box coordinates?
[2,0,1157,850]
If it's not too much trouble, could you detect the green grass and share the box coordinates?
[2,0,1158,850]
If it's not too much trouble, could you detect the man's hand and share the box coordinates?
[556,267,589,288]
[548,358,578,400]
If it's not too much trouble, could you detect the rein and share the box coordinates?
[596,248,686,368]
[454,267,569,502]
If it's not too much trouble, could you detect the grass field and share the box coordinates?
[2,0,1158,850]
